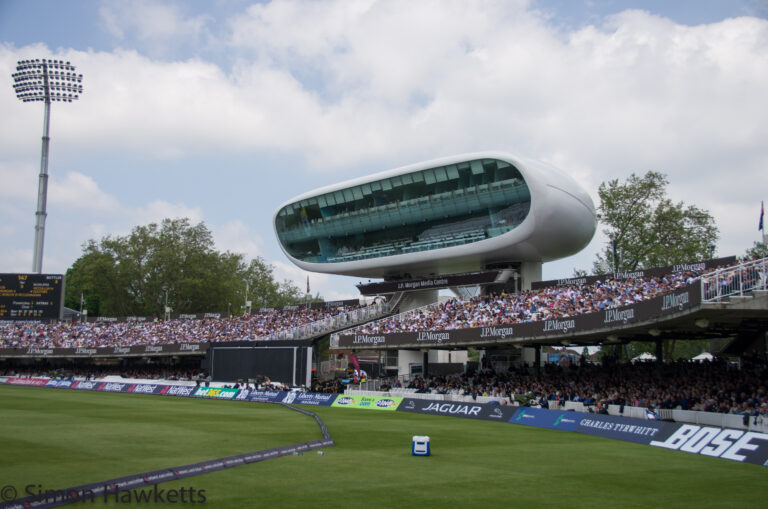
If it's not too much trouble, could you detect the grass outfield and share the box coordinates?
[1,386,766,508]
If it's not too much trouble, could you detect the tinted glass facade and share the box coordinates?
[275,158,531,263]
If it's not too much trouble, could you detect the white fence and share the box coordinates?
[260,302,390,341]
[701,256,768,302]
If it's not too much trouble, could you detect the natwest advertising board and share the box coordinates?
[129,383,168,395]
[72,380,100,390]
[100,382,131,393]
[6,377,48,386]
[161,385,197,397]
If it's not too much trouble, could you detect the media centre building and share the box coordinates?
[274,152,597,373]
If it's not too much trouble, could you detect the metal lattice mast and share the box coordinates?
[12,58,83,273]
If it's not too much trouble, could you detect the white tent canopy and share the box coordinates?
[631,352,657,362]
[692,352,714,362]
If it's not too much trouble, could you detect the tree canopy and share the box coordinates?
[591,171,719,360]
[593,171,719,273]
[65,218,307,317]
[744,240,768,260]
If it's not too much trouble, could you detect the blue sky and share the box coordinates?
[1,0,767,301]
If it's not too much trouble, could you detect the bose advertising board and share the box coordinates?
[650,424,768,465]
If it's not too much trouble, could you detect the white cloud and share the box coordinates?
[212,219,265,259]
[0,160,36,201]
[99,0,209,45]
[1,2,767,292]
[4,8,766,178]
[50,171,120,210]
[0,247,33,273]
[130,200,204,226]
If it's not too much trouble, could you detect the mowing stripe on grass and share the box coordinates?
[0,403,334,509]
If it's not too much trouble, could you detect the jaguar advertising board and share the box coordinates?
[509,407,580,431]
[575,413,669,444]
[331,395,402,410]
[649,424,768,466]
[398,398,518,422]
[193,387,240,399]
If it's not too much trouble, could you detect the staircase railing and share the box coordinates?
[701,256,768,302]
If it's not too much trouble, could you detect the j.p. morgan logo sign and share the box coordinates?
[660,292,690,312]
[604,308,635,325]
[480,327,514,339]
[416,331,451,343]
[352,335,385,345]
[334,282,702,348]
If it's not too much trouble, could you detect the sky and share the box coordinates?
[1,0,767,302]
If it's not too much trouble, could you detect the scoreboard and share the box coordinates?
[0,273,64,321]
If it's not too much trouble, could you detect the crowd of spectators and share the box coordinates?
[0,305,360,349]
[400,356,768,417]
[1,365,205,381]
[351,269,704,334]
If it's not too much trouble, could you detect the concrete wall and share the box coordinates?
[520,261,542,291]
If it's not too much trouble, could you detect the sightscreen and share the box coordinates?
[209,346,310,386]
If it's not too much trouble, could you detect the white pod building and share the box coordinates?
[274,152,596,281]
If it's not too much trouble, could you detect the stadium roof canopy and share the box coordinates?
[274,152,596,279]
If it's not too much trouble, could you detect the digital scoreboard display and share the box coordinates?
[0,273,64,321]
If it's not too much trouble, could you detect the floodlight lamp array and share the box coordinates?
[12,58,83,103]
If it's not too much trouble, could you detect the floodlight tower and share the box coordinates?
[12,58,83,273]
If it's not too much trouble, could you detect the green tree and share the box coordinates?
[242,258,308,310]
[591,172,718,360]
[593,171,719,273]
[744,241,768,260]
[65,218,312,317]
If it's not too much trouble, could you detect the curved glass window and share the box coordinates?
[276,158,531,263]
